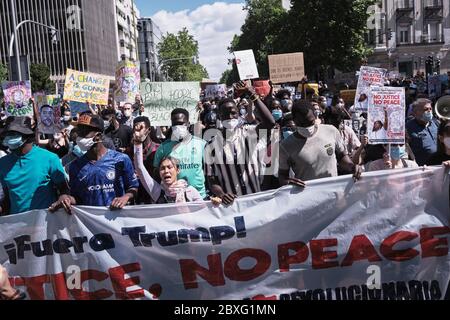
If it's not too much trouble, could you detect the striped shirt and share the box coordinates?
[205,125,271,196]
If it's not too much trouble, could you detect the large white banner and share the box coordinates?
[0,167,449,300]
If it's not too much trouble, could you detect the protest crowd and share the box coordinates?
[1,60,450,300]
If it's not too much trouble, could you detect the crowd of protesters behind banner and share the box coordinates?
[1,71,450,298]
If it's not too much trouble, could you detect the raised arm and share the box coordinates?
[134,143,161,202]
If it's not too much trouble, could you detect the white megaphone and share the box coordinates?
[434,95,450,120]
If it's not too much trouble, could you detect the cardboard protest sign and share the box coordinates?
[234,50,259,80]
[354,66,387,111]
[253,80,271,97]
[63,69,110,105]
[114,60,140,103]
[140,81,201,126]
[205,84,227,99]
[367,86,405,145]
[1,81,33,117]
[340,89,357,105]
[428,75,442,98]
[268,52,305,84]
[34,94,62,134]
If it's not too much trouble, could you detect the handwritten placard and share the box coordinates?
[140,82,201,126]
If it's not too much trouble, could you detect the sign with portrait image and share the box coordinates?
[114,60,141,103]
[34,93,62,135]
[1,81,33,117]
[367,86,405,145]
[354,66,387,111]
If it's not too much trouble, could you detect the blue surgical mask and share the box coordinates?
[272,110,283,121]
[281,99,291,108]
[2,134,24,150]
[73,144,87,157]
[421,111,433,123]
[282,128,294,139]
[390,146,406,160]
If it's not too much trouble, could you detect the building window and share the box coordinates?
[398,26,410,44]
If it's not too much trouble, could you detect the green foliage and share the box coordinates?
[30,63,55,94]
[157,28,209,81]
[0,63,8,83]
[229,0,375,81]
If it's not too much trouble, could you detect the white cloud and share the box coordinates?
[151,2,246,81]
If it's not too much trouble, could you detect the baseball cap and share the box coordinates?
[76,112,104,132]
[1,116,35,137]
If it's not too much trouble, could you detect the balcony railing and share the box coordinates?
[396,0,413,10]
[425,0,443,8]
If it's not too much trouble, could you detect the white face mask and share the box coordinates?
[297,125,317,138]
[76,136,96,152]
[123,110,132,118]
[444,137,450,150]
[222,119,240,130]
[63,116,71,122]
[171,125,189,141]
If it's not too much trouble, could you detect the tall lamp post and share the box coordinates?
[9,0,59,81]
[156,56,197,81]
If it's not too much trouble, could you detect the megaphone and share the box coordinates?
[435,95,450,120]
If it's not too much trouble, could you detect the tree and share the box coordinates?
[157,28,209,81]
[0,63,8,83]
[220,67,240,87]
[30,63,55,94]
[229,0,287,79]
[228,0,375,81]
[283,0,375,79]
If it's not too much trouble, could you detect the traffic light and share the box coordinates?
[435,59,441,74]
[387,28,392,40]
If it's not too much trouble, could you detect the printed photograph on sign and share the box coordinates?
[34,94,62,134]
[367,87,405,145]
[354,66,387,111]
[234,49,259,80]
[2,81,33,117]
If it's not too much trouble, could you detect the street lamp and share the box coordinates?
[156,56,197,81]
[9,0,59,81]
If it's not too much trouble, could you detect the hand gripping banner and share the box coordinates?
[0,167,449,300]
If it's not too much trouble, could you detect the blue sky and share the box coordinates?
[135,0,244,16]
[139,1,247,80]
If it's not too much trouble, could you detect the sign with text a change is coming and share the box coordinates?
[268,52,305,84]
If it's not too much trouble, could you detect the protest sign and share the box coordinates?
[114,60,140,103]
[367,86,405,145]
[268,52,305,84]
[140,81,201,126]
[34,94,62,134]
[298,83,319,96]
[1,81,33,117]
[63,69,110,105]
[354,66,387,111]
[1,167,448,300]
[234,50,259,80]
[428,75,442,98]
[340,90,357,105]
[68,101,88,118]
[205,84,227,99]
[253,80,271,97]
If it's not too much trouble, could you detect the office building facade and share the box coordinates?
[137,17,162,81]
[367,0,450,76]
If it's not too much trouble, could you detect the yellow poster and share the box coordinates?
[63,69,110,105]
